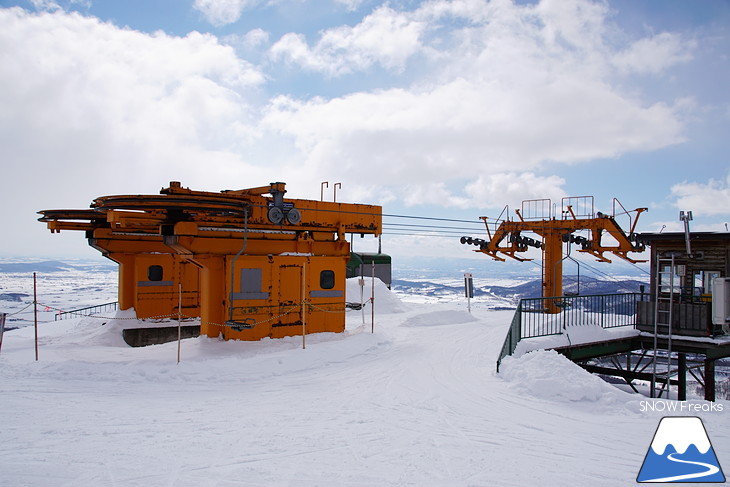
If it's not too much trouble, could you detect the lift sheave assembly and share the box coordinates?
[461,197,647,312]
[39,181,382,341]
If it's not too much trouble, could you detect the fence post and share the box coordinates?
[371,262,375,333]
[301,262,306,349]
[0,313,6,354]
[33,272,39,361]
[177,283,182,364]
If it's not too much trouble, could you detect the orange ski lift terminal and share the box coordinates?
[39,182,382,340]
[460,196,647,312]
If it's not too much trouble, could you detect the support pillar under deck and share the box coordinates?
[705,358,716,402]
[678,353,687,401]
[195,255,226,338]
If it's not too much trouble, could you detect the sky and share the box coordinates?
[1,0,729,268]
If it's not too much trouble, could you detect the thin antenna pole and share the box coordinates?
[334,182,341,203]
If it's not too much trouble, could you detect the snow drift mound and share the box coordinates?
[346,277,406,314]
[499,350,626,403]
[402,309,476,327]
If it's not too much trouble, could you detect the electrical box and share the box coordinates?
[712,277,730,327]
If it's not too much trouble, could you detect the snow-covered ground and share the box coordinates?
[1,276,728,486]
[0,264,117,327]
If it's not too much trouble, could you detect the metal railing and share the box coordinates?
[497,292,645,371]
[55,302,118,320]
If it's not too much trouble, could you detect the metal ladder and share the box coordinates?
[651,255,675,398]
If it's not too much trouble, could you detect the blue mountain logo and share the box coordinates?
[638,416,725,483]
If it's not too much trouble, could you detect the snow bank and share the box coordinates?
[499,350,627,404]
[513,323,639,358]
[346,276,406,314]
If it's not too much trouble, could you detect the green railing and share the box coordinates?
[496,292,645,372]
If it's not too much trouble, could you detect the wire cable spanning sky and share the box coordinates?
[1,0,729,262]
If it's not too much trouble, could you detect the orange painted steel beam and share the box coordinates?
[473,209,646,313]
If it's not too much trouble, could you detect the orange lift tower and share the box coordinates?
[461,197,647,313]
[39,182,382,340]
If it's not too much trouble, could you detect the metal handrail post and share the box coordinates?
[0,313,6,354]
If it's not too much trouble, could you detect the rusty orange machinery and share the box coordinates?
[460,198,647,312]
[38,181,382,340]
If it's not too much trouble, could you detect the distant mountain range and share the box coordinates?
[392,275,649,305]
[0,260,116,273]
[0,260,73,273]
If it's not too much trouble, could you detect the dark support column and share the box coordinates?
[678,353,686,401]
[704,358,716,402]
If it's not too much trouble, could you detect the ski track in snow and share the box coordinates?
[1,279,728,486]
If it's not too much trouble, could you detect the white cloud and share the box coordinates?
[269,5,426,76]
[29,0,91,11]
[670,173,730,216]
[333,0,368,11]
[242,27,270,48]
[0,8,267,256]
[262,0,690,204]
[465,173,566,210]
[613,32,695,75]
[193,0,258,27]
[29,0,61,11]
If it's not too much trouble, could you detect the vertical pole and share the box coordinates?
[33,272,39,361]
[302,263,306,349]
[371,262,375,333]
[678,353,687,401]
[667,254,674,399]
[334,182,341,202]
[704,358,716,402]
[0,313,6,354]
[177,283,182,364]
[359,277,365,325]
[651,253,660,398]
[464,273,473,314]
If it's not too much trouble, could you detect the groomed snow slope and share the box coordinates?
[0,279,727,486]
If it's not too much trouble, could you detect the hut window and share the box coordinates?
[320,270,335,289]
[658,264,681,294]
[148,265,163,281]
[705,271,721,294]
